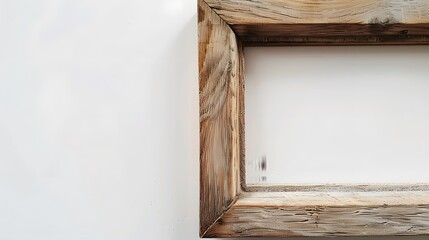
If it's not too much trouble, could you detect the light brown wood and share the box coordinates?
[205,0,429,25]
[206,191,429,237]
[199,0,429,237]
[198,0,241,236]
[204,0,429,44]
[235,191,429,207]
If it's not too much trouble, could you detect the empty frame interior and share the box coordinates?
[199,0,429,237]
[245,46,429,185]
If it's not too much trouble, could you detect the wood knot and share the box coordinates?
[368,16,398,34]
[369,16,398,25]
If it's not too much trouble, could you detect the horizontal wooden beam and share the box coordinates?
[206,191,429,237]
[204,0,429,44]
[205,0,429,25]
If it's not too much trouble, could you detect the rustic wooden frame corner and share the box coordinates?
[199,0,429,237]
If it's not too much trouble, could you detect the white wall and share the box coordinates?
[0,0,427,239]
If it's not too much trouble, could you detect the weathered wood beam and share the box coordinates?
[198,0,242,236]
[206,191,429,237]
[204,0,429,44]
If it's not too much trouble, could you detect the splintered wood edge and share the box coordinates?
[205,191,429,237]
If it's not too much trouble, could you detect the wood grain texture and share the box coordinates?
[204,0,429,44]
[199,0,429,237]
[199,0,241,236]
[237,25,429,45]
[205,0,429,25]
[206,191,429,237]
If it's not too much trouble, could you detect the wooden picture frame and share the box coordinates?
[198,0,429,237]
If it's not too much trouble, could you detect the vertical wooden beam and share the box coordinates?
[198,0,241,236]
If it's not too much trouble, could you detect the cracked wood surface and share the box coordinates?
[206,191,429,237]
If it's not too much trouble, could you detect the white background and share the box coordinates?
[245,46,429,185]
[0,0,428,239]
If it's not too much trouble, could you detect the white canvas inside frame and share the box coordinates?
[245,46,429,185]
